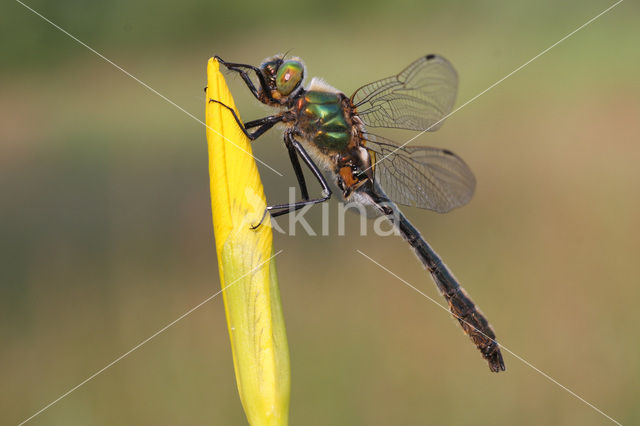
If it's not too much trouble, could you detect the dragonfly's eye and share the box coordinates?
[275,60,303,96]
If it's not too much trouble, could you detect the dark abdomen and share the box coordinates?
[394,210,506,372]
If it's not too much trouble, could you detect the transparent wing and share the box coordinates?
[364,133,475,212]
[351,55,458,131]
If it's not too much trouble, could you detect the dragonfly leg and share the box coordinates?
[214,56,269,101]
[251,132,331,229]
[283,131,309,200]
[208,99,282,140]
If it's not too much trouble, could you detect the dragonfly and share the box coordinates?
[210,53,505,372]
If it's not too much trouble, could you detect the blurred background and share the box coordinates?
[2,0,639,424]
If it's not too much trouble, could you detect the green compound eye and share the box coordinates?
[275,61,303,95]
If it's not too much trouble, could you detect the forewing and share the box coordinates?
[364,134,475,212]
[351,55,458,131]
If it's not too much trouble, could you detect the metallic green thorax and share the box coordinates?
[297,91,350,151]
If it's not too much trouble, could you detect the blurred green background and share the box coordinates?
[2,0,639,424]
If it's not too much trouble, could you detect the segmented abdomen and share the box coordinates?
[395,211,505,372]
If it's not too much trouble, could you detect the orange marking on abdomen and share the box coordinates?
[339,166,357,188]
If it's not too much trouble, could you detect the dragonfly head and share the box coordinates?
[259,54,305,105]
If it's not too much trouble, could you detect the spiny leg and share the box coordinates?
[284,132,309,201]
[252,131,332,229]
[214,56,269,101]
[208,99,282,140]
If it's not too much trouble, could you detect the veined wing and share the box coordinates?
[364,133,475,213]
[351,55,458,132]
